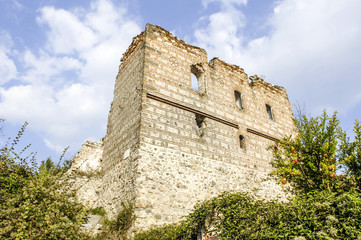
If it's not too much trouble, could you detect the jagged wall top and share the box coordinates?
[121,24,206,63]
[120,24,287,96]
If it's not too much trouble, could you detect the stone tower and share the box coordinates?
[91,24,295,232]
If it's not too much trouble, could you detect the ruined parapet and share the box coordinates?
[69,140,103,175]
[68,140,103,209]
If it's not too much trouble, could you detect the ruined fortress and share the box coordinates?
[70,24,295,233]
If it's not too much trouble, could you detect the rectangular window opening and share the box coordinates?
[239,135,245,149]
[195,114,205,130]
[234,91,243,109]
[191,73,199,91]
[266,104,274,120]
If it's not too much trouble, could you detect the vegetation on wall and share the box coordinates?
[94,202,135,240]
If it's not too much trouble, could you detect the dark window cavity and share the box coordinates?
[234,91,243,109]
[266,104,274,120]
[195,114,205,130]
[239,135,245,149]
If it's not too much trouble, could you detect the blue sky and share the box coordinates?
[1,0,361,163]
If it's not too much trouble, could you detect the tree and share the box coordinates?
[339,119,361,191]
[270,111,345,193]
[270,110,361,193]
[39,156,71,175]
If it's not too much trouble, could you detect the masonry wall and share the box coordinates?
[100,33,145,216]
[91,24,296,233]
[130,24,295,231]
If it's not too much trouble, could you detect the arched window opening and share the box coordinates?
[191,64,205,94]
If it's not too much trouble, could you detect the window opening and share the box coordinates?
[239,135,245,149]
[266,104,274,120]
[195,114,205,130]
[191,64,205,93]
[191,73,199,91]
[234,91,243,109]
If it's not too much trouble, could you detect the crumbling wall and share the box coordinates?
[132,24,295,231]
[68,140,103,209]
[99,32,145,217]
[72,24,295,234]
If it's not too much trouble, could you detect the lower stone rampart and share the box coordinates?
[69,140,290,235]
[98,148,139,219]
[132,143,290,232]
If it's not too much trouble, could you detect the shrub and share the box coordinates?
[0,122,89,239]
[135,191,361,239]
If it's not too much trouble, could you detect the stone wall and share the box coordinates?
[72,24,295,234]
[133,144,290,231]
[68,140,103,209]
[99,32,145,216]
[141,25,294,172]
[69,140,103,174]
[129,24,295,231]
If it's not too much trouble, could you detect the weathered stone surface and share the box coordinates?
[69,140,103,174]
[71,24,295,235]
[81,214,103,236]
[68,140,103,208]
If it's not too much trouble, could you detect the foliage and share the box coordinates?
[270,111,347,193]
[134,221,192,240]
[90,207,106,216]
[0,122,89,239]
[94,202,135,239]
[340,119,361,190]
[39,156,71,176]
[135,190,361,239]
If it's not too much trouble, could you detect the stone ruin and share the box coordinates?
[69,24,295,235]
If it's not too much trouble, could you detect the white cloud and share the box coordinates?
[37,6,98,55]
[201,0,247,8]
[0,31,17,84]
[195,0,246,63]
[0,51,17,85]
[195,0,361,115]
[22,50,83,85]
[0,0,141,153]
[44,139,64,153]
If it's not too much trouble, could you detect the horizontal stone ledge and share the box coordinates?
[146,93,239,129]
[247,128,279,142]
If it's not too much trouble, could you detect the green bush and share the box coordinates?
[134,221,192,240]
[0,122,89,239]
[270,111,361,194]
[135,191,361,240]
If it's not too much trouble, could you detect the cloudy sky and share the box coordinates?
[1,0,360,162]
